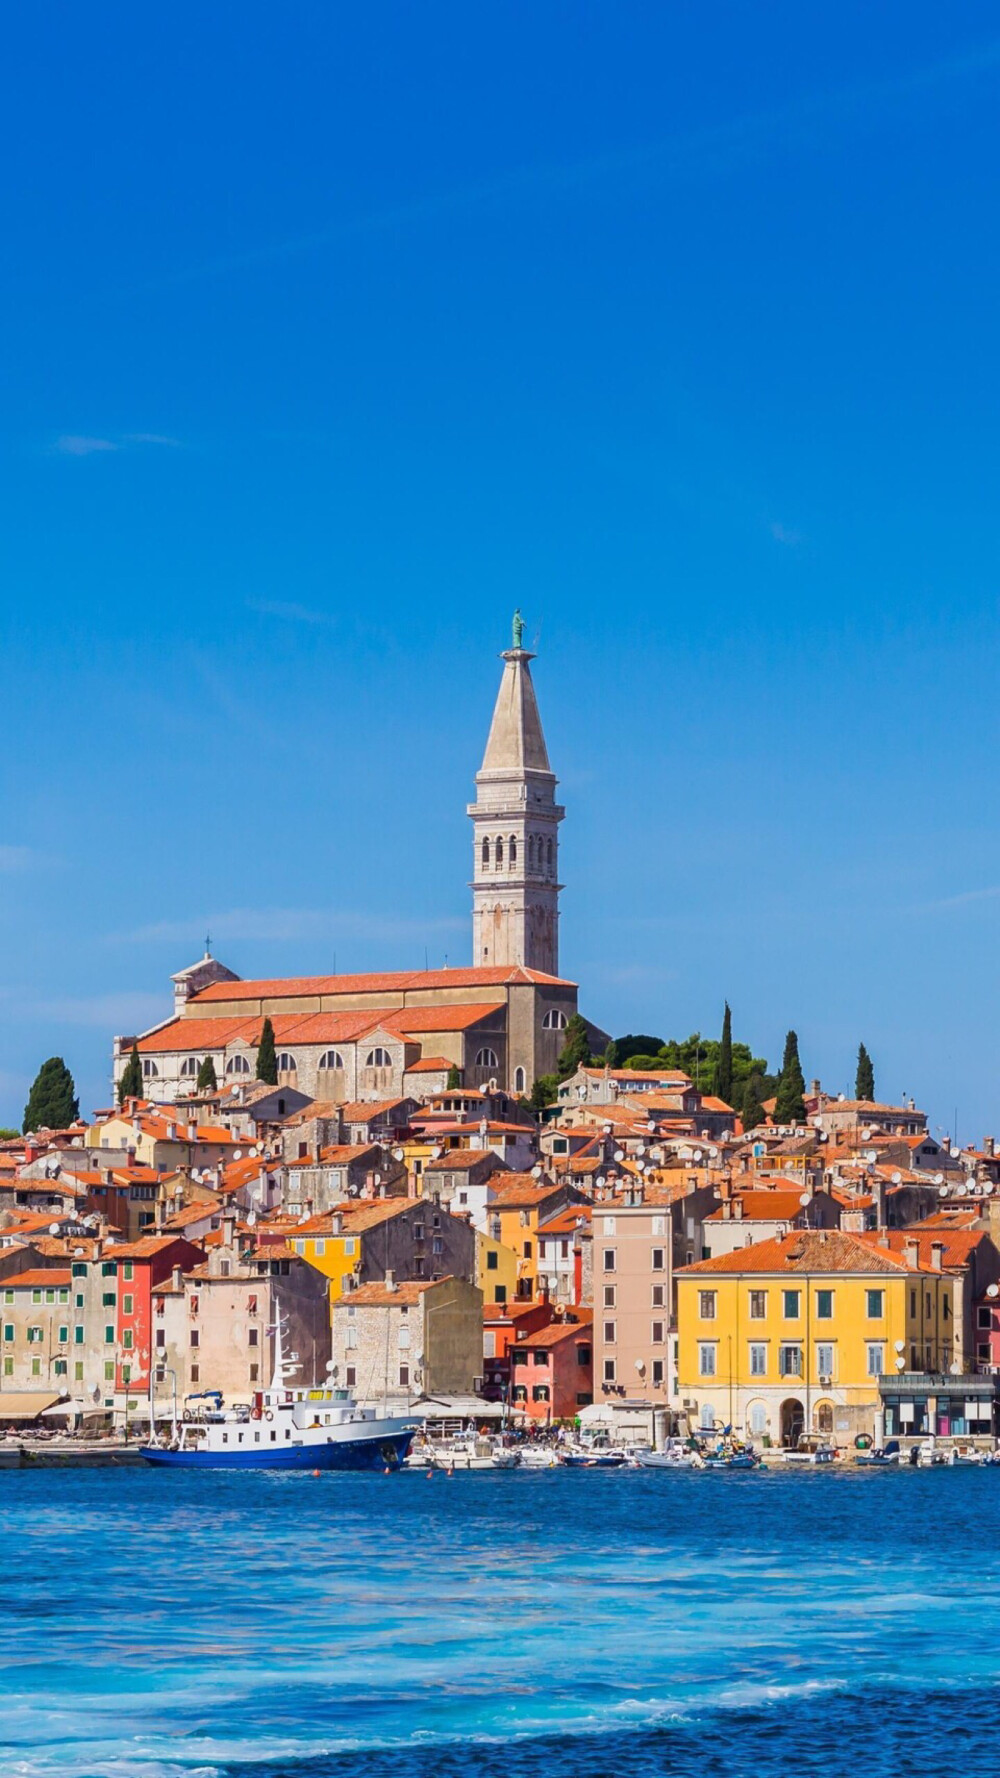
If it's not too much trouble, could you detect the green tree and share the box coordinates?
[716,1003,733,1105]
[529,1072,558,1110]
[773,1030,807,1125]
[0,1127,20,1141]
[118,1044,143,1105]
[855,1042,875,1102]
[603,1039,619,1068]
[556,1013,592,1082]
[741,1071,766,1131]
[612,1033,666,1066]
[446,1064,462,1089]
[24,1057,79,1133]
[196,1055,218,1093]
[256,1017,278,1085]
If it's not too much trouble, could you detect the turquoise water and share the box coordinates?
[2,1465,996,1776]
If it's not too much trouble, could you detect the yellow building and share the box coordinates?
[476,1230,519,1308]
[676,1229,959,1448]
[486,1179,582,1301]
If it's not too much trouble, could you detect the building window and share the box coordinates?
[142,1059,158,1079]
[782,1289,801,1319]
[866,1289,885,1319]
[226,1055,251,1075]
[345,1366,356,1388]
[248,1327,259,1346]
[603,1285,616,1308]
[651,1284,664,1308]
[651,1248,664,1271]
[602,1215,616,1235]
[190,1365,200,1383]
[816,1290,834,1320]
[652,1359,664,1386]
[749,1343,767,1376]
[399,1365,410,1387]
[277,1053,297,1074]
[481,837,490,868]
[366,1048,392,1069]
[190,1330,199,1347]
[532,1384,550,1403]
[778,1344,802,1377]
[698,1343,717,1378]
[542,1010,568,1031]
[475,1048,499,1069]
[748,1401,768,1435]
[603,1249,616,1271]
[122,1263,133,1282]
[180,1057,200,1077]
[104,1361,115,1381]
[866,1342,885,1377]
[698,1290,717,1320]
[748,1289,768,1319]
[509,835,517,866]
[104,1325,114,1344]
[604,1321,616,1344]
[651,1321,664,1344]
[2,1325,12,1344]
[57,1324,68,1344]
[486,1251,498,1272]
[495,838,504,867]
[122,1295,133,1316]
[816,1343,835,1379]
[603,1358,616,1383]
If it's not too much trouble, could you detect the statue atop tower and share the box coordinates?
[468,615,564,975]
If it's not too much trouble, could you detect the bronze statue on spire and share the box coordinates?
[511,608,524,650]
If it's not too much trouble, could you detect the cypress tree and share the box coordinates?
[196,1055,218,1093]
[256,1017,278,1085]
[773,1030,807,1126]
[529,1072,558,1110]
[742,1071,766,1131]
[446,1064,462,1090]
[23,1057,79,1133]
[118,1044,143,1105]
[716,1002,733,1105]
[856,1042,875,1102]
[556,1013,592,1082]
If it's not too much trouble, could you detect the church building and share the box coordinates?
[114,618,605,1102]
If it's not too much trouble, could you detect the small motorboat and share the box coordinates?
[911,1440,946,1467]
[638,1442,700,1470]
[490,1446,520,1469]
[783,1435,837,1466]
[854,1438,901,1467]
[519,1445,559,1469]
[560,1446,627,1468]
[701,1449,761,1471]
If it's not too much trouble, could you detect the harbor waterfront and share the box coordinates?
[5,1466,1000,1777]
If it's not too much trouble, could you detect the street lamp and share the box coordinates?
[117,1346,148,1442]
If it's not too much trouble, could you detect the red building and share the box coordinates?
[110,1234,203,1398]
[510,1309,593,1424]
[482,1299,555,1401]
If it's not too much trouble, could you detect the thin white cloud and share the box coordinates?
[247,599,337,628]
[54,435,118,456]
[0,846,36,872]
[117,907,467,947]
[925,885,1000,911]
[124,432,182,448]
[770,522,801,546]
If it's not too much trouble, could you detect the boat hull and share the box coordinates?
[140,1429,414,1471]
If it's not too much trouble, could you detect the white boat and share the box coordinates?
[519,1445,559,1469]
[638,1444,700,1470]
[783,1435,838,1466]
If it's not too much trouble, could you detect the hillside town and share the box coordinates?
[4,621,997,1461]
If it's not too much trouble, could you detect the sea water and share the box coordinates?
[1,1464,996,1776]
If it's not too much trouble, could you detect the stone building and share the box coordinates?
[330,1275,483,1408]
[113,621,607,1101]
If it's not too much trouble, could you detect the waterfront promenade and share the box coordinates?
[3,1465,1000,1776]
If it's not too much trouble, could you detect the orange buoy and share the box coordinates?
[312,1469,320,1477]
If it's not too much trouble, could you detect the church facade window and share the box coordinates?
[318,1050,344,1071]
[142,1059,158,1079]
[366,1047,392,1068]
[277,1053,297,1075]
[481,837,490,869]
[509,835,517,866]
[226,1054,251,1075]
[475,1048,499,1069]
[179,1057,199,1078]
[514,1066,526,1092]
[495,838,503,867]
[542,1009,568,1031]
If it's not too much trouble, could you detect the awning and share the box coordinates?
[0,1392,64,1422]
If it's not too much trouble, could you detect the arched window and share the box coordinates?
[277,1053,297,1074]
[546,837,553,872]
[226,1054,251,1075]
[542,1009,568,1031]
[318,1050,344,1071]
[747,1401,768,1436]
[141,1058,158,1079]
[366,1047,392,1068]
[179,1057,199,1078]
[509,835,517,867]
[495,837,503,867]
[514,1066,526,1092]
[475,1048,499,1069]
[481,836,490,869]
[528,835,536,869]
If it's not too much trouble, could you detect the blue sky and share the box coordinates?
[2,4,1000,1137]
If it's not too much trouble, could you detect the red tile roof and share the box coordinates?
[5,1269,72,1288]
[680,1230,928,1275]
[190,966,574,1002]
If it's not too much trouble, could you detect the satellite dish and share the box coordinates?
[614,1149,624,1163]
[934,1173,944,1186]
[634,1358,645,1373]
[233,1149,242,1160]
[392,1147,404,1162]
[693,1149,703,1163]
[861,1128,872,1141]
[246,1210,257,1227]
[985,1183,995,1196]
[950,1360,962,1376]
[799,1193,810,1207]
[895,1357,905,1371]
[249,1146,258,1159]
[48,1222,60,1236]
[988,1283,999,1298]
[938,1184,950,1198]
[595,1176,606,1190]
[531,1164,543,1178]
[647,1120,656,1133]
[838,1092,845,1102]
[603,1123,613,1135]
[636,1160,646,1174]
[709,1145,719,1159]
[894,1340,906,1354]
[892,1171,902,1185]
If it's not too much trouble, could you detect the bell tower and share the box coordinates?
[468,612,564,975]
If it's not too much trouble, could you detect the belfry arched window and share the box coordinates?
[495,837,504,867]
[514,1066,526,1092]
[226,1054,251,1075]
[318,1050,344,1071]
[528,835,536,869]
[366,1048,392,1068]
[277,1053,297,1075]
[543,1009,568,1031]
[546,837,553,872]
[481,837,490,869]
[509,835,517,867]
[476,1048,499,1069]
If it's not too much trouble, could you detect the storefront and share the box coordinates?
[880,1373,1000,1444]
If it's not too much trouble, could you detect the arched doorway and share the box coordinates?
[780,1398,804,1448]
[813,1400,834,1438]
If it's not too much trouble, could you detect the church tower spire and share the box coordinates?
[468,613,564,975]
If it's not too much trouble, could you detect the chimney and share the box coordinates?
[166,1123,177,1141]
[904,1236,919,1269]
[930,1240,944,1272]
[385,1270,396,1292]
[986,1137,996,1159]
[810,1079,820,1099]
[172,1265,183,1291]
[734,1198,744,1221]
[222,1211,236,1247]
[187,1122,197,1142]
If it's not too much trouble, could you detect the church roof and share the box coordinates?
[137,1002,513,1052]
[187,965,573,1003]
[478,649,552,776]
